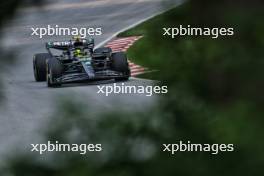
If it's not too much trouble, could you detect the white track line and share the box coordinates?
[95,1,184,49]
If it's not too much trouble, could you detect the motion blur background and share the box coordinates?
[0,0,264,176]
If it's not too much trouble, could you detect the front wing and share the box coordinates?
[55,70,128,83]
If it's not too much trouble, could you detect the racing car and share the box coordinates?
[33,37,130,87]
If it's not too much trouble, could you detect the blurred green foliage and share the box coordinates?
[0,0,43,102]
[1,0,264,176]
[0,0,43,28]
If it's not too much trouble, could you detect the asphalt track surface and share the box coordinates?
[0,0,182,159]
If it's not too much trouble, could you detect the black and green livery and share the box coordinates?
[33,38,130,87]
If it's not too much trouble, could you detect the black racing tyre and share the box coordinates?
[111,52,130,81]
[93,47,112,54]
[33,53,51,82]
[47,58,63,87]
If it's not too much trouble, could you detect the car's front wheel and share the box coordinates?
[47,58,63,87]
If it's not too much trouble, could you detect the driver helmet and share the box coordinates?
[74,48,85,57]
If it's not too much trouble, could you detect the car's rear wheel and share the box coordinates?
[111,52,130,81]
[33,53,51,82]
[47,58,63,87]
[93,47,112,54]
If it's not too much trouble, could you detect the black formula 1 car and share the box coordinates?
[33,37,130,87]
